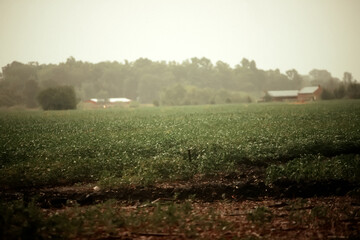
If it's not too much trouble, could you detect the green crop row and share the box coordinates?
[266,154,360,183]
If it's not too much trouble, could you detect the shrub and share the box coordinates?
[37,86,77,110]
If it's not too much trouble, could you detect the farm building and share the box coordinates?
[108,98,132,103]
[265,90,299,102]
[84,98,132,108]
[264,85,322,102]
[86,98,106,104]
[297,86,322,102]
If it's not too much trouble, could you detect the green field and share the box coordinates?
[1,100,360,189]
[1,100,360,239]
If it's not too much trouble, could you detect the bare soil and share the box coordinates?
[1,169,359,239]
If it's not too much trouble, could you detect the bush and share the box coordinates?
[37,86,77,110]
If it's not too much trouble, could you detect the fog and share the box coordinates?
[1,0,360,108]
[1,0,360,80]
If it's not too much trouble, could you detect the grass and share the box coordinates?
[1,100,360,189]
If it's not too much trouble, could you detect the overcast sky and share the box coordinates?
[1,0,359,80]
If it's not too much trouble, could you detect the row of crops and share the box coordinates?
[1,100,360,188]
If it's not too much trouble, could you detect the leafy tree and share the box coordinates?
[286,69,303,89]
[241,58,250,69]
[334,84,346,99]
[161,84,186,105]
[347,82,360,99]
[309,69,339,91]
[321,88,335,100]
[138,74,162,103]
[1,61,38,107]
[23,79,40,108]
[1,57,357,107]
[263,69,291,90]
[0,81,23,107]
[249,60,257,71]
[2,61,38,83]
[343,72,353,85]
[215,61,234,89]
[37,86,77,110]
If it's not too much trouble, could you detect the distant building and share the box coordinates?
[264,86,322,102]
[266,90,299,102]
[297,86,322,102]
[84,98,132,108]
[108,98,132,103]
[86,98,106,104]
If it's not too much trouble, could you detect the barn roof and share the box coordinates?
[108,98,131,103]
[267,90,299,97]
[299,86,320,94]
[90,98,105,103]
[88,98,131,103]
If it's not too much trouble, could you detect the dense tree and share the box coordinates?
[241,58,250,69]
[0,81,23,107]
[263,69,292,90]
[343,72,353,85]
[309,69,339,91]
[333,84,346,99]
[249,60,257,71]
[321,88,335,100]
[0,61,39,107]
[23,79,40,108]
[2,61,38,83]
[37,86,77,110]
[215,61,234,89]
[286,69,303,89]
[321,71,360,100]
[1,57,358,107]
[347,82,360,99]
[161,84,187,105]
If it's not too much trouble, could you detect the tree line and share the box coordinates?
[0,56,359,108]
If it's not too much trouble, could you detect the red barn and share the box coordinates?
[297,86,322,102]
[264,86,322,102]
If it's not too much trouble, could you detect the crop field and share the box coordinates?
[1,100,360,239]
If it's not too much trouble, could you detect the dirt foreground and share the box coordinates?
[1,175,360,239]
[36,196,359,240]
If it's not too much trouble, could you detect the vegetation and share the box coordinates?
[37,85,77,110]
[321,72,360,100]
[1,100,359,189]
[1,100,359,239]
[266,154,360,183]
[1,57,359,108]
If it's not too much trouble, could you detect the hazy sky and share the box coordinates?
[1,0,359,80]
